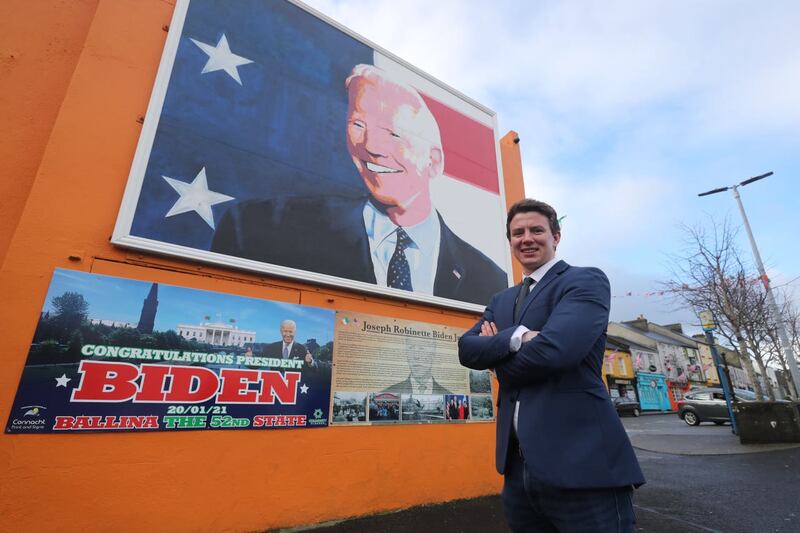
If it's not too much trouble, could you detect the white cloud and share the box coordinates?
[306,0,800,147]
[521,161,674,266]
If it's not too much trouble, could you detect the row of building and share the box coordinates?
[603,317,791,411]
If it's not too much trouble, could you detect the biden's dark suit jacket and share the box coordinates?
[263,341,308,360]
[211,195,508,306]
[458,260,644,489]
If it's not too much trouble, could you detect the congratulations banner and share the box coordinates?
[5,269,334,433]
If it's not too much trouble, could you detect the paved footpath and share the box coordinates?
[269,413,800,533]
[623,411,800,455]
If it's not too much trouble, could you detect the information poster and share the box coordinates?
[330,312,494,425]
[5,269,334,433]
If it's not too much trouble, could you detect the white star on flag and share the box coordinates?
[300,384,309,394]
[55,374,71,387]
[190,34,253,85]
[162,167,234,229]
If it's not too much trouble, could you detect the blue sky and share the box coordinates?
[43,269,335,345]
[305,0,800,331]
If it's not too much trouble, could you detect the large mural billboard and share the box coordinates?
[112,0,511,311]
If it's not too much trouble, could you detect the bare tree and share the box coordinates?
[739,285,777,400]
[663,219,766,399]
[763,296,800,397]
[788,299,800,357]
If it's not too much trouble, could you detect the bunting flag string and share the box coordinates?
[612,273,771,299]
[612,289,673,299]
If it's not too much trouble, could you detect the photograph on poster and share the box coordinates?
[368,392,400,422]
[470,395,494,421]
[5,269,334,434]
[445,395,470,421]
[383,336,452,395]
[401,394,445,422]
[332,392,367,423]
[469,369,492,394]
[111,0,511,310]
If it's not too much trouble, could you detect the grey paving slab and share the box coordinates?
[267,415,800,532]
[621,411,800,455]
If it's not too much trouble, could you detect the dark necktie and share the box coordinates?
[387,228,413,291]
[513,277,534,322]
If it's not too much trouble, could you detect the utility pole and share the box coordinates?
[699,172,800,398]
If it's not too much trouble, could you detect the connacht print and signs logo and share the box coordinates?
[22,406,46,417]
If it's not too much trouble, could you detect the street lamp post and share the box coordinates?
[698,172,800,398]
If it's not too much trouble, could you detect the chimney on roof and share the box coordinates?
[624,317,649,332]
[664,323,684,334]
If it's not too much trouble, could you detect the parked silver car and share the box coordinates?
[678,388,757,426]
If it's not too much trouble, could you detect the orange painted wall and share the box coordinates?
[0,0,100,266]
[0,2,526,531]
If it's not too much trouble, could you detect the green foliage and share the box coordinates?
[316,341,333,362]
[51,292,89,332]
[109,327,141,347]
[138,334,158,348]
[29,339,66,365]
[33,339,62,356]
[67,330,84,363]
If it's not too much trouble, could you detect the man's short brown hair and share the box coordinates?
[506,199,560,239]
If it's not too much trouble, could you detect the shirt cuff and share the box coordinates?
[510,325,531,352]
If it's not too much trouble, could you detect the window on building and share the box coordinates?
[687,392,712,401]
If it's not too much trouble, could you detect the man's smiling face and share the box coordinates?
[346,78,439,211]
[508,211,561,275]
[280,324,296,344]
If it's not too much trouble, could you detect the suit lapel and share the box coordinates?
[516,260,569,321]
[333,197,376,283]
[497,285,519,328]
[433,213,466,297]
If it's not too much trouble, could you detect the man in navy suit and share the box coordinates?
[459,199,643,532]
[211,64,507,306]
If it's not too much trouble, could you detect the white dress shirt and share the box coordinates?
[510,256,560,432]
[362,201,441,294]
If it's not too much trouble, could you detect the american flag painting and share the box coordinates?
[113,0,511,310]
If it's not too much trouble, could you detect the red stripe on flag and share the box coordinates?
[420,93,500,194]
